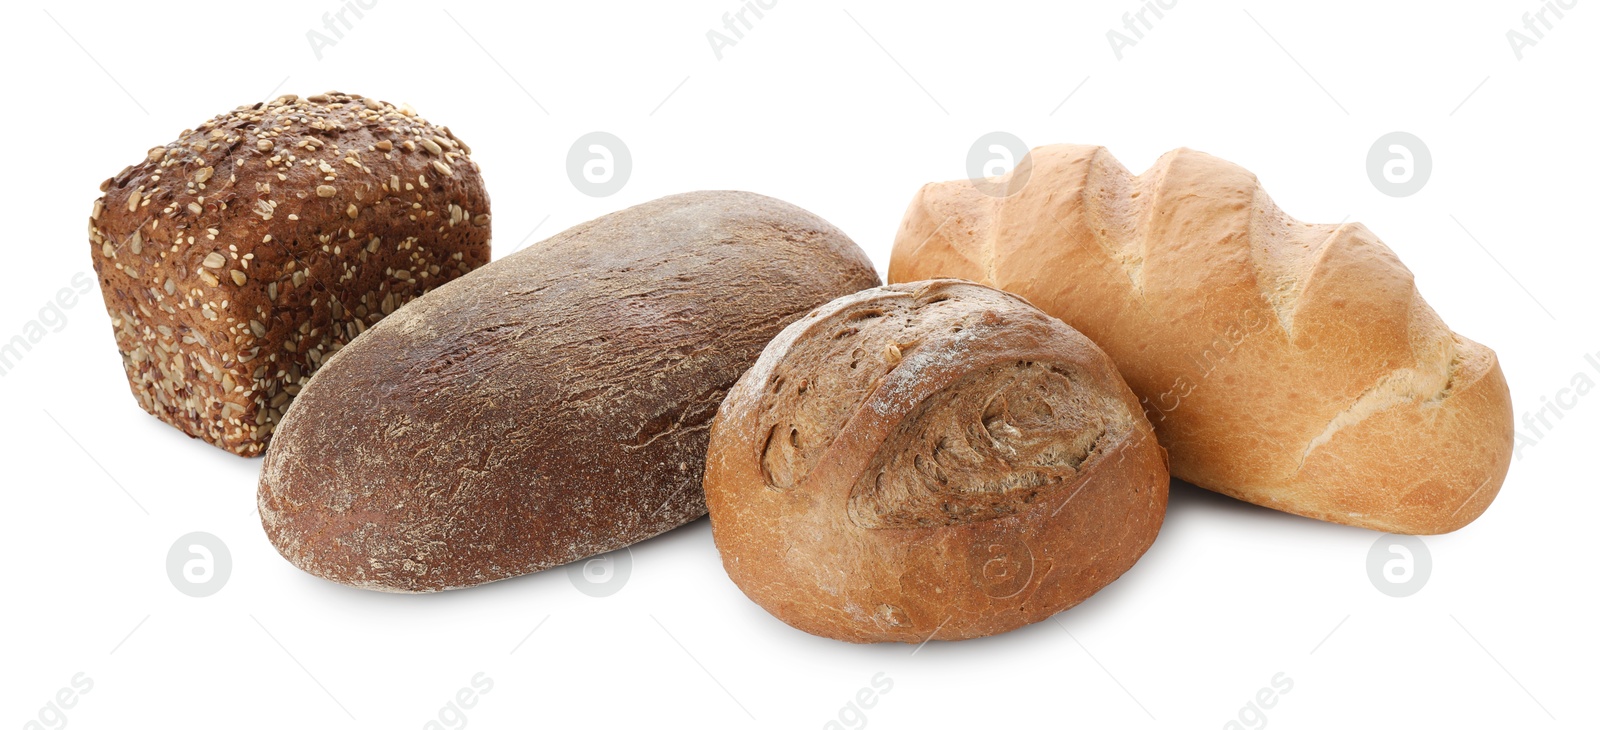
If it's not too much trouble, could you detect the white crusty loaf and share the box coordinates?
[889,144,1513,534]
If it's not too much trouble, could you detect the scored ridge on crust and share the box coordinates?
[889,145,1513,534]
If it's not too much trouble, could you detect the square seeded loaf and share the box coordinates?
[88,92,491,456]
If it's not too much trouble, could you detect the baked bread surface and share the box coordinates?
[260,191,880,592]
[89,92,491,456]
[889,145,1513,534]
[704,280,1168,642]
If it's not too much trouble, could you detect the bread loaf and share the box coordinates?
[89,92,491,456]
[703,280,1168,642]
[259,191,880,592]
[890,145,1512,534]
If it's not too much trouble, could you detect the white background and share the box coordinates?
[2,1,1594,728]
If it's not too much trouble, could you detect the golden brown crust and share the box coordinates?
[259,191,881,592]
[704,280,1168,642]
[889,145,1513,534]
[89,92,491,456]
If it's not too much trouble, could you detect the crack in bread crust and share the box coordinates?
[756,289,950,491]
[849,361,1125,529]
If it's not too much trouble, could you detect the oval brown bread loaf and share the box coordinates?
[88,92,491,456]
[889,144,1513,534]
[259,191,880,592]
[703,280,1169,643]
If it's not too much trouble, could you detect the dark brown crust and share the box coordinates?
[703,280,1169,643]
[89,92,491,456]
[258,191,881,592]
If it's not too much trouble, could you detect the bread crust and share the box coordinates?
[703,280,1168,642]
[89,92,491,456]
[889,145,1513,534]
[259,191,880,592]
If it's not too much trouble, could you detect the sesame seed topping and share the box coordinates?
[88,90,488,453]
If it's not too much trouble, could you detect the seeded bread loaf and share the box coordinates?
[259,191,881,592]
[88,92,491,456]
[889,145,1513,534]
[703,280,1168,642]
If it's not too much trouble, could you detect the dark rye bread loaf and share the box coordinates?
[703,280,1168,642]
[259,191,881,592]
[88,92,491,456]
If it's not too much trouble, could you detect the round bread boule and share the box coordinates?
[703,280,1169,643]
